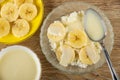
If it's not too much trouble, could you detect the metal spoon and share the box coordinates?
[84,8,119,80]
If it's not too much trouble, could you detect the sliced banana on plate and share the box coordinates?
[94,42,102,53]
[86,44,101,64]
[14,0,33,7]
[66,21,84,32]
[79,48,93,65]
[67,29,87,48]
[12,19,30,38]
[55,41,64,61]
[60,45,75,67]
[19,3,37,21]
[1,2,19,22]
[47,21,66,42]
[0,18,10,38]
[87,40,102,54]
[55,47,62,61]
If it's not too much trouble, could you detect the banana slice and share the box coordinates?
[1,2,19,22]
[60,45,75,67]
[66,21,84,32]
[47,21,66,42]
[55,41,64,61]
[86,44,101,64]
[94,42,102,53]
[14,0,33,7]
[19,3,37,21]
[87,40,102,54]
[55,47,62,61]
[0,18,10,38]
[67,30,87,48]
[12,19,30,37]
[79,48,93,65]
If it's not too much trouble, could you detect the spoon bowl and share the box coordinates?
[84,8,107,42]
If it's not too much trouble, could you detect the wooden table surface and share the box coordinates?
[0,0,120,80]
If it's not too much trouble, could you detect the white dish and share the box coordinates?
[0,45,41,80]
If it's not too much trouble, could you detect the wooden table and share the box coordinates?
[0,0,120,80]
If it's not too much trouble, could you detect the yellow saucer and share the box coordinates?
[0,0,44,44]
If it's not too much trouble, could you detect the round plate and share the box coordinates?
[40,1,114,74]
[0,0,44,44]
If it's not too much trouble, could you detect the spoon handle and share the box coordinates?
[101,43,119,80]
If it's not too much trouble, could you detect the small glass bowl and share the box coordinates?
[40,1,114,74]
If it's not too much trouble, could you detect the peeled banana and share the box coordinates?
[19,3,37,21]
[47,21,66,42]
[1,2,19,22]
[0,18,10,38]
[14,0,33,6]
[60,45,75,67]
[67,29,87,48]
[12,19,30,37]
[79,48,93,65]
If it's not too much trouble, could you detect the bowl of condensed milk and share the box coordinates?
[0,45,41,80]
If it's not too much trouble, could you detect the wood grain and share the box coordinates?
[0,0,120,80]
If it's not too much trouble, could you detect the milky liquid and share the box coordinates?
[0,49,37,80]
[85,9,105,41]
